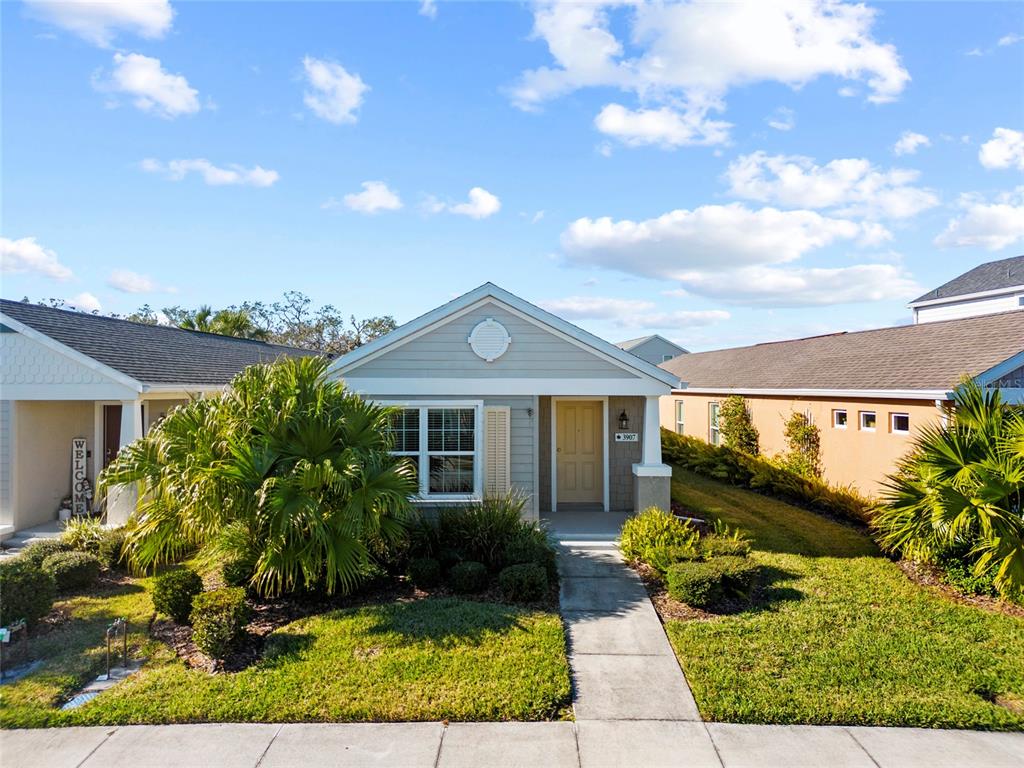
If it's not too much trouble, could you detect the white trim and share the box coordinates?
[142,384,226,395]
[974,350,1024,389]
[345,377,670,396]
[673,386,952,401]
[859,410,877,432]
[908,284,1024,308]
[890,412,910,435]
[551,396,609,513]
[832,408,848,429]
[631,463,672,477]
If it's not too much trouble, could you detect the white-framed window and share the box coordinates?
[833,409,848,429]
[387,402,481,500]
[709,402,721,446]
[662,354,675,363]
[890,412,910,434]
[859,410,877,432]
[675,400,685,434]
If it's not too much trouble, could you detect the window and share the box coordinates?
[675,400,685,434]
[388,405,478,498]
[859,411,877,431]
[709,402,721,446]
[662,354,675,363]
[833,409,848,429]
[891,412,910,434]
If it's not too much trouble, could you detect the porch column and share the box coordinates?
[107,399,143,527]
[631,395,672,513]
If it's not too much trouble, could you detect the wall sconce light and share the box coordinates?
[618,410,630,430]
[526,407,534,418]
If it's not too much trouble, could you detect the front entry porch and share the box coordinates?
[542,506,631,544]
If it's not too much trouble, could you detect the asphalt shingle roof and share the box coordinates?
[911,255,1024,304]
[1,299,318,386]
[660,310,1024,392]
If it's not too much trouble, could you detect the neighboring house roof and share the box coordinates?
[0,299,317,386]
[331,282,681,388]
[616,334,689,355]
[910,255,1024,305]
[661,310,1024,396]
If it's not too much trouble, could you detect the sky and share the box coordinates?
[2,0,1023,352]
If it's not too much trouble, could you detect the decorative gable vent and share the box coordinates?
[468,318,511,362]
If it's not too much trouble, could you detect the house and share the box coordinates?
[327,283,679,521]
[616,334,689,365]
[659,310,1024,495]
[0,299,315,537]
[910,255,1024,324]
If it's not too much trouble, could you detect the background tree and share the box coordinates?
[719,395,760,455]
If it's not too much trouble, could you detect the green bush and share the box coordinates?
[941,559,998,597]
[97,528,128,569]
[498,563,548,602]
[713,555,759,597]
[41,551,101,592]
[666,561,724,608]
[620,507,697,564]
[700,535,752,559]
[719,395,760,455]
[60,517,105,553]
[152,568,204,624]
[221,557,254,588]
[437,547,464,572]
[0,558,56,627]
[19,539,71,569]
[437,491,529,570]
[645,544,703,576]
[449,560,488,593]
[502,527,557,581]
[190,587,250,660]
[408,557,442,588]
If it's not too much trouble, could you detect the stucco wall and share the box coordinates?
[0,400,12,528]
[661,392,945,495]
[145,398,188,431]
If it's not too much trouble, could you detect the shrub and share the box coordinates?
[700,535,751,559]
[60,516,105,553]
[713,555,759,597]
[152,568,204,624]
[437,491,529,570]
[437,547,464,572]
[97,528,128,569]
[190,587,250,660]
[449,560,488,593]
[645,544,703,576]
[502,527,558,581]
[941,559,998,597]
[0,559,56,627]
[41,551,101,592]
[620,507,697,564]
[499,563,548,602]
[781,411,822,479]
[19,539,71,569]
[719,396,760,455]
[666,561,724,608]
[221,557,254,588]
[408,557,442,588]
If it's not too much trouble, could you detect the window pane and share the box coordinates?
[389,408,419,452]
[428,407,474,452]
[834,410,847,427]
[892,414,910,432]
[428,455,474,494]
[861,411,876,429]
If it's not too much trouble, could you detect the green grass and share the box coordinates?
[664,468,1024,730]
[1,588,570,728]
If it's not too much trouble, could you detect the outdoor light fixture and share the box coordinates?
[618,410,630,430]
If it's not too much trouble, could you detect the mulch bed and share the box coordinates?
[897,560,1024,619]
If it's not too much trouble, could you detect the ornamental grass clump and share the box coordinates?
[619,507,698,564]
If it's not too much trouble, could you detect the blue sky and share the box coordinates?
[2,1,1023,351]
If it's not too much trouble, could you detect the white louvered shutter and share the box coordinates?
[483,406,511,498]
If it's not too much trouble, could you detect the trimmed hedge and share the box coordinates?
[0,558,56,627]
[408,557,442,589]
[645,544,703,576]
[620,507,698,564]
[498,563,548,602]
[665,556,759,608]
[19,539,71,569]
[97,528,128,569]
[152,568,204,624]
[41,551,101,592]
[190,587,250,661]
[502,529,558,581]
[449,561,488,593]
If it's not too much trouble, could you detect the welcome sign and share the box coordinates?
[71,437,88,516]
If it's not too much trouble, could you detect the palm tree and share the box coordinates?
[99,357,417,596]
[877,381,1024,601]
[178,306,269,340]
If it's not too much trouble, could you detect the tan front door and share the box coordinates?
[556,400,603,505]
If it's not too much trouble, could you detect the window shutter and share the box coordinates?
[483,406,511,498]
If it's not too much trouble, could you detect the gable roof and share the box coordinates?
[661,310,1024,395]
[330,283,681,387]
[910,255,1024,305]
[0,299,317,387]
[616,334,689,355]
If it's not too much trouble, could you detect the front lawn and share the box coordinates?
[663,468,1024,730]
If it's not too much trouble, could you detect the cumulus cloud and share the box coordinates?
[141,158,279,187]
[24,0,173,47]
[934,188,1024,251]
[327,181,403,214]
[979,127,1024,171]
[539,296,729,329]
[725,152,939,219]
[450,187,502,219]
[106,269,175,294]
[302,56,368,124]
[66,292,103,313]
[594,103,730,148]
[0,236,73,280]
[419,0,437,19]
[94,53,200,118]
[892,131,930,156]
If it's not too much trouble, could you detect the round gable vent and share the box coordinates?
[468,318,512,362]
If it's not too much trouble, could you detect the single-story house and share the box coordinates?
[910,254,1024,324]
[616,334,688,365]
[0,299,315,537]
[327,283,679,521]
[659,310,1024,495]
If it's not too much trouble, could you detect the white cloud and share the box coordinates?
[594,103,731,148]
[94,53,200,118]
[934,188,1024,251]
[331,181,403,214]
[512,1,908,147]
[725,151,939,219]
[106,269,174,294]
[450,187,501,219]
[979,127,1024,171]
[998,33,1022,47]
[24,0,172,47]
[893,131,930,156]
[66,292,102,313]
[302,56,368,125]
[419,0,437,19]
[141,158,279,187]
[766,107,795,132]
[0,236,73,280]
[539,296,729,328]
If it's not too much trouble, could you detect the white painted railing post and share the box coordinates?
[641,395,662,466]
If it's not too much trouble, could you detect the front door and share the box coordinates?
[103,404,122,468]
[556,400,603,506]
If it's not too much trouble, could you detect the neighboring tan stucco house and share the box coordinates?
[328,283,679,521]
[616,334,689,366]
[659,310,1024,496]
[910,254,1024,324]
[0,299,315,538]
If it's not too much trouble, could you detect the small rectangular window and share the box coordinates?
[891,413,910,434]
[860,411,877,431]
[675,400,685,434]
[662,354,675,362]
[833,409,847,429]
[709,402,721,446]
